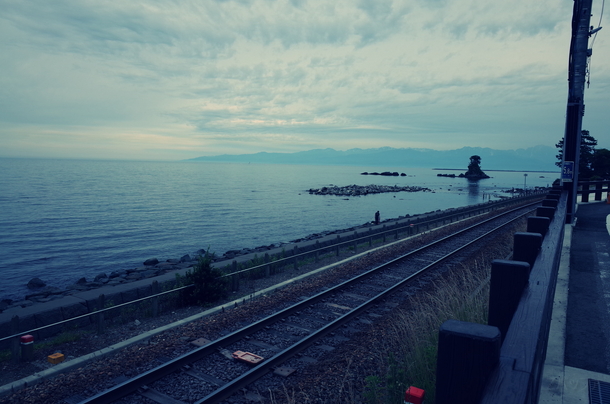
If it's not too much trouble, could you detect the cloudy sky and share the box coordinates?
[1,0,608,160]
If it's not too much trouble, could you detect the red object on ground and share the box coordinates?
[404,386,425,404]
[20,335,34,344]
[232,350,264,365]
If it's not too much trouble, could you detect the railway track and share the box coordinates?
[79,201,539,404]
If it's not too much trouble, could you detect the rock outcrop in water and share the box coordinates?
[360,171,406,177]
[462,155,490,179]
[308,184,430,196]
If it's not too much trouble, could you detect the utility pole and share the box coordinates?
[562,0,600,223]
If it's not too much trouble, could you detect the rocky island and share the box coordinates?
[462,155,490,179]
[437,155,491,179]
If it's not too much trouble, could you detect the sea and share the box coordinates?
[0,158,557,301]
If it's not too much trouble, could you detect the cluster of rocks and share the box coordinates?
[361,171,406,176]
[308,184,431,197]
[437,172,492,179]
[0,255,197,311]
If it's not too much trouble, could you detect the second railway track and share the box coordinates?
[75,200,540,404]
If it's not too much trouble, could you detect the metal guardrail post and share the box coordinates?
[232,260,239,292]
[151,281,159,317]
[336,235,340,256]
[96,294,105,335]
[11,315,20,363]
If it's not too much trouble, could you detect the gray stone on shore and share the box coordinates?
[27,277,46,289]
[143,258,159,266]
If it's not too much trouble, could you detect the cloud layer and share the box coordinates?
[1,0,608,160]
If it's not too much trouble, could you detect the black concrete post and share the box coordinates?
[436,319,501,404]
[581,181,590,202]
[513,232,543,267]
[547,193,561,201]
[527,216,551,238]
[536,206,556,220]
[595,182,603,201]
[542,199,558,208]
[488,260,531,341]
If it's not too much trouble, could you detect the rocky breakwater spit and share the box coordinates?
[0,255,197,312]
[308,184,431,197]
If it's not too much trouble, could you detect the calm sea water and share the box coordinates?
[0,158,557,300]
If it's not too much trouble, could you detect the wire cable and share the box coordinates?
[591,0,605,48]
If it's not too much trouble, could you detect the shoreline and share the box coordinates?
[1,208,433,311]
[0,188,540,310]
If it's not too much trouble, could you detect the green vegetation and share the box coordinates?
[180,251,228,306]
[556,130,610,179]
[0,349,11,363]
[362,263,490,404]
[34,330,82,350]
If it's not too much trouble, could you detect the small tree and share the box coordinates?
[592,149,610,179]
[182,251,227,306]
[555,130,597,179]
[469,155,482,171]
[463,155,489,179]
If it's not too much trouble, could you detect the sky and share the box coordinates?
[1,0,608,161]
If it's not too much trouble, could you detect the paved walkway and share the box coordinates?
[541,201,610,403]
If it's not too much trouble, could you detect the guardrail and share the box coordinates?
[0,191,547,363]
[220,191,549,291]
[435,189,565,404]
[577,179,610,202]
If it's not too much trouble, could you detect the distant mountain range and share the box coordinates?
[186,145,559,172]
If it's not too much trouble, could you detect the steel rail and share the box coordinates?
[80,200,539,404]
[197,202,536,404]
